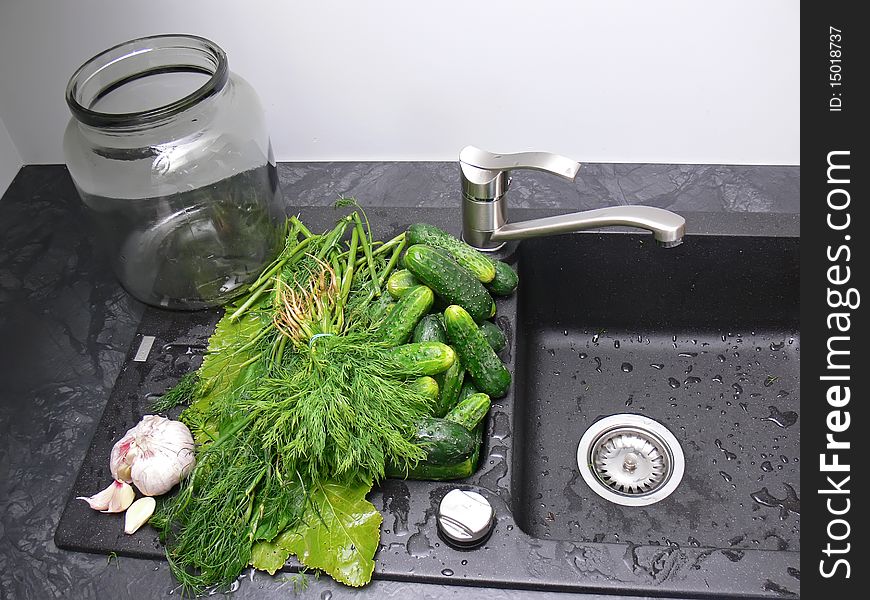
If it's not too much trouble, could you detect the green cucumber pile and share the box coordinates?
[381,222,518,480]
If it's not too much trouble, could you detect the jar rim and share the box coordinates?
[65,34,229,128]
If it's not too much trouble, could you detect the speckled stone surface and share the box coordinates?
[0,162,798,600]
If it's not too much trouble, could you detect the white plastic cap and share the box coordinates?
[437,489,494,546]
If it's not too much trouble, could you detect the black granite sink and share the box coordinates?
[56,208,801,598]
[512,233,800,551]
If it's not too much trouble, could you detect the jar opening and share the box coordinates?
[66,34,228,128]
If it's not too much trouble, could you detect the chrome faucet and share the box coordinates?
[459,146,686,251]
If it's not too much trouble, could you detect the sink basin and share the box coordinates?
[56,208,801,598]
[512,232,800,551]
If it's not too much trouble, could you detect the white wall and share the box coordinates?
[0,116,23,196]
[0,1,799,166]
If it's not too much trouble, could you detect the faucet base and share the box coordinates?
[461,233,505,252]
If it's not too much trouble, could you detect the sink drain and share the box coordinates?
[577,414,684,507]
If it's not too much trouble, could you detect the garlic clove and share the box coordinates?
[124,497,156,534]
[76,480,119,511]
[115,461,132,483]
[102,480,135,513]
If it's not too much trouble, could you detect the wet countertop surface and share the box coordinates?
[0,162,799,600]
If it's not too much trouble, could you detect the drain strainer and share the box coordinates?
[577,414,684,507]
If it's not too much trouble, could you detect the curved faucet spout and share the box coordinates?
[459,146,686,250]
[489,206,686,247]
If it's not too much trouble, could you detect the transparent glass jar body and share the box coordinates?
[63,35,284,309]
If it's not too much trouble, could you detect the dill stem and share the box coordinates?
[231,237,315,321]
[228,324,271,357]
[316,217,352,261]
[289,215,313,238]
[339,226,359,315]
[272,334,287,367]
[354,213,380,296]
[375,232,405,255]
[378,235,407,287]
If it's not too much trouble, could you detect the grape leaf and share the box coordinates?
[276,478,381,587]
[183,303,268,443]
[250,539,291,576]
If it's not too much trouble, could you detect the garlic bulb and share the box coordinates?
[124,496,157,534]
[77,480,135,513]
[110,414,195,496]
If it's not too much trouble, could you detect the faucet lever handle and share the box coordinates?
[460,145,581,178]
[460,146,581,202]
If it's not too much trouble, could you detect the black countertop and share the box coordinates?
[0,162,799,600]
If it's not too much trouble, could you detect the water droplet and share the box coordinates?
[722,549,745,562]
[649,363,664,370]
[406,531,433,558]
[441,568,454,577]
[684,376,701,386]
[761,406,798,428]
[712,375,723,384]
[719,471,733,482]
[668,377,681,389]
[321,592,333,600]
[614,340,620,349]
[678,352,698,358]
[715,439,737,461]
[594,357,602,373]
[750,484,800,519]
[770,341,785,351]
[461,559,468,566]
[732,383,743,395]
[625,395,634,407]
[563,330,569,336]
[776,390,790,398]
[685,364,693,374]
[717,354,726,362]
[761,461,774,472]
[621,362,633,373]
[592,333,599,343]
[579,352,587,359]
[547,348,555,356]
[687,536,701,547]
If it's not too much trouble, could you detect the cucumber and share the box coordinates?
[386,269,420,299]
[389,341,455,376]
[445,392,491,431]
[415,416,477,465]
[479,320,507,353]
[457,379,480,405]
[385,421,483,480]
[377,285,433,347]
[434,355,464,417]
[486,260,519,296]
[411,376,439,402]
[407,223,496,283]
[444,305,511,398]
[412,314,447,344]
[404,245,494,323]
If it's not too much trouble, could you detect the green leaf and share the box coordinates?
[250,539,290,576]
[183,303,269,443]
[277,478,381,587]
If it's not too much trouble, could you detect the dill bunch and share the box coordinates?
[243,331,432,484]
[155,206,418,593]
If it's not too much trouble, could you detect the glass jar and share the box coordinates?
[64,35,284,309]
